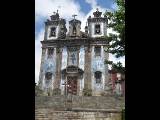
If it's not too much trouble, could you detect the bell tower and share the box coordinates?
[38,11,67,95]
[44,10,67,40]
[88,8,108,38]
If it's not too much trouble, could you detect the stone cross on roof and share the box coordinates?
[96,8,99,11]
[72,14,77,20]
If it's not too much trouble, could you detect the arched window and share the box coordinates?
[95,71,102,83]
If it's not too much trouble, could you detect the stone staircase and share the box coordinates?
[35,110,47,120]
[35,109,83,120]
[35,108,122,120]
[35,96,124,120]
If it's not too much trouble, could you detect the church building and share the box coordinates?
[38,9,110,96]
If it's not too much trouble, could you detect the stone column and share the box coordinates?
[101,46,105,90]
[54,47,62,89]
[84,46,92,90]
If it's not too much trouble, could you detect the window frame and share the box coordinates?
[49,27,56,37]
[94,24,101,35]
[95,71,102,83]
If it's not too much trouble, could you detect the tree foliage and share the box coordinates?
[105,0,125,72]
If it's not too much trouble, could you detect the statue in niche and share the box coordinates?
[72,14,77,36]
[58,25,67,39]
[72,23,77,35]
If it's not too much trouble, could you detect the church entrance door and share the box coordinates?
[67,76,77,95]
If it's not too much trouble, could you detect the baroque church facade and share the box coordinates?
[38,9,110,96]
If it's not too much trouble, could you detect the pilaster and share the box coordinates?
[54,47,62,89]
[84,46,92,90]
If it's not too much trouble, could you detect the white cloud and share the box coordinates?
[35,0,85,22]
[85,0,97,8]
[111,2,118,10]
[35,0,125,83]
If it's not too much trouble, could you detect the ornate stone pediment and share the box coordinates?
[61,65,84,74]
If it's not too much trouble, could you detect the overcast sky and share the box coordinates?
[35,0,125,83]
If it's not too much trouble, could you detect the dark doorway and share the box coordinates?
[67,76,77,95]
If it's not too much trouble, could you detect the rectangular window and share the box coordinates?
[94,46,101,57]
[95,24,100,34]
[49,27,56,37]
[95,71,102,83]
